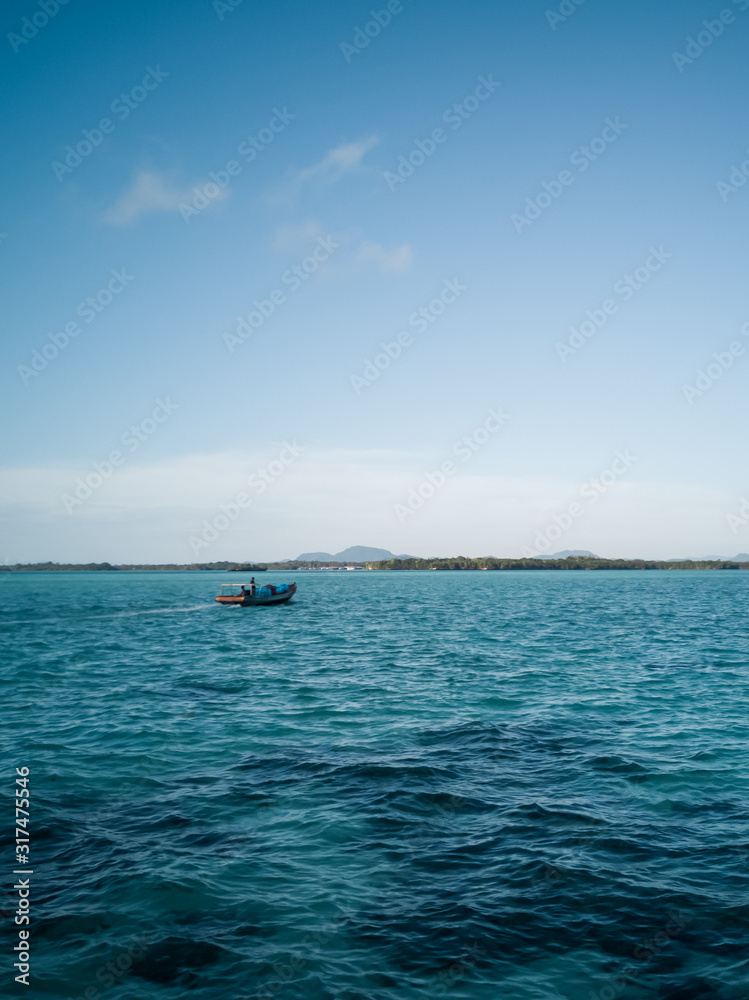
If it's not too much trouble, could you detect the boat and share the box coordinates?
[215,582,296,607]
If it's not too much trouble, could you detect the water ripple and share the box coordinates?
[3,570,749,999]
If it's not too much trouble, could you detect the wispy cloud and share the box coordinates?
[272,220,328,252]
[100,170,215,226]
[357,241,413,273]
[303,136,379,180]
[272,224,412,275]
[274,136,379,203]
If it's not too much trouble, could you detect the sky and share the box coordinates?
[1,0,749,563]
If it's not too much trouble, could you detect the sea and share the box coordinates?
[3,569,748,1000]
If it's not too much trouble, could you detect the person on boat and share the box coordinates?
[250,577,256,596]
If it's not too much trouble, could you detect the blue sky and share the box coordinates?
[2,0,749,562]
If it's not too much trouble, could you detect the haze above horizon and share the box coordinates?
[2,0,748,563]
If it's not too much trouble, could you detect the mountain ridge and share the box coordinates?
[537,550,598,560]
[296,546,413,562]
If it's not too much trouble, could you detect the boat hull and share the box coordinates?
[215,583,296,607]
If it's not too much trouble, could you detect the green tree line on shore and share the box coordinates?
[364,556,749,571]
[0,560,364,572]
[4,557,748,572]
[0,562,268,572]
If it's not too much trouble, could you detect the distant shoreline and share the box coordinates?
[3,557,749,572]
[366,557,749,571]
[0,562,269,573]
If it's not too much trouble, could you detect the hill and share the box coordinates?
[537,550,598,559]
[296,546,412,563]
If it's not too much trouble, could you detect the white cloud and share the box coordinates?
[271,227,412,274]
[357,241,413,273]
[275,136,379,203]
[100,171,219,225]
[272,220,327,252]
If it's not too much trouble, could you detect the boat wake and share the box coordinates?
[112,604,216,618]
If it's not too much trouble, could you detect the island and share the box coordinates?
[364,556,749,571]
[3,556,748,572]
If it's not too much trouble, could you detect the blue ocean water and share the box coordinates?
[3,570,749,1000]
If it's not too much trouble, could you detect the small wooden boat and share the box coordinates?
[215,582,296,607]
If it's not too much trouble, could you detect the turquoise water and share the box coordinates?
[3,570,749,1000]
